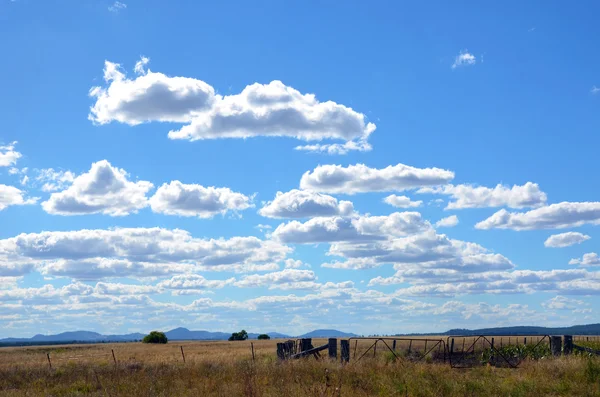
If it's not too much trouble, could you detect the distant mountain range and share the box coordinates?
[2,324,598,347]
[393,323,600,337]
[0,328,356,346]
[441,324,600,336]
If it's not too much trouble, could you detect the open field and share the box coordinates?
[1,338,600,396]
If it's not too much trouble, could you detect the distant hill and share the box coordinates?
[165,327,231,340]
[298,329,358,338]
[0,328,291,346]
[442,324,600,336]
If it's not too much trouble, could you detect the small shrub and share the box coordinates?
[142,331,168,344]
[257,334,270,340]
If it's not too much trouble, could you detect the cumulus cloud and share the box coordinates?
[89,59,375,153]
[259,189,353,219]
[0,227,291,279]
[452,51,476,69]
[234,269,317,289]
[300,163,454,194]
[418,182,547,209]
[544,232,590,248]
[35,168,75,192]
[384,195,422,208]
[272,212,432,244]
[370,268,600,297]
[0,185,38,211]
[475,202,600,230]
[0,142,21,167]
[435,215,459,228]
[569,253,600,267]
[41,160,153,216]
[542,295,585,310]
[149,181,253,218]
[157,274,234,294]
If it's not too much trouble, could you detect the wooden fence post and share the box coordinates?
[563,335,573,355]
[550,336,562,357]
[373,340,377,357]
[392,340,396,351]
[491,337,495,350]
[111,349,117,366]
[180,346,186,363]
[328,338,337,360]
[340,340,350,363]
[450,338,455,357]
[524,337,527,346]
[47,353,52,369]
[251,342,255,361]
[408,340,412,353]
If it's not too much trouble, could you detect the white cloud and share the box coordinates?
[435,215,459,228]
[41,258,193,281]
[157,274,234,292]
[0,185,38,211]
[0,227,291,279]
[108,1,126,13]
[295,140,371,155]
[418,182,547,209]
[0,142,21,167]
[591,86,600,95]
[544,232,590,248]
[272,212,432,244]
[384,195,422,208]
[569,253,600,267]
[234,269,317,289]
[329,229,515,276]
[300,163,454,194]
[41,160,153,216]
[259,189,353,219]
[452,51,476,69]
[476,202,600,230]
[542,295,585,310]
[255,224,272,234]
[149,181,252,218]
[284,258,309,269]
[89,59,375,153]
[35,168,75,192]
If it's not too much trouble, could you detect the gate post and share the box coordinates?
[341,340,350,363]
[563,335,573,355]
[300,338,312,352]
[328,338,337,360]
[550,336,562,357]
[392,340,396,351]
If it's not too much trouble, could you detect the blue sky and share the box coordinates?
[1,0,599,337]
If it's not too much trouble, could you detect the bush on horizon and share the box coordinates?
[142,331,168,344]
[229,330,248,341]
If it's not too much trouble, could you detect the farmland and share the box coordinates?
[1,337,600,396]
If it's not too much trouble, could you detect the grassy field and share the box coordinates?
[1,338,600,396]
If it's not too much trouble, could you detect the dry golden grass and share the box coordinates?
[1,339,599,396]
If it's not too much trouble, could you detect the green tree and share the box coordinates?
[257,334,270,340]
[142,331,168,344]
[228,329,249,341]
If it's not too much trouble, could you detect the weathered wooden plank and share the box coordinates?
[291,343,329,359]
[573,344,600,355]
[563,335,573,355]
[550,336,562,357]
[341,340,350,363]
[328,338,337,360]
